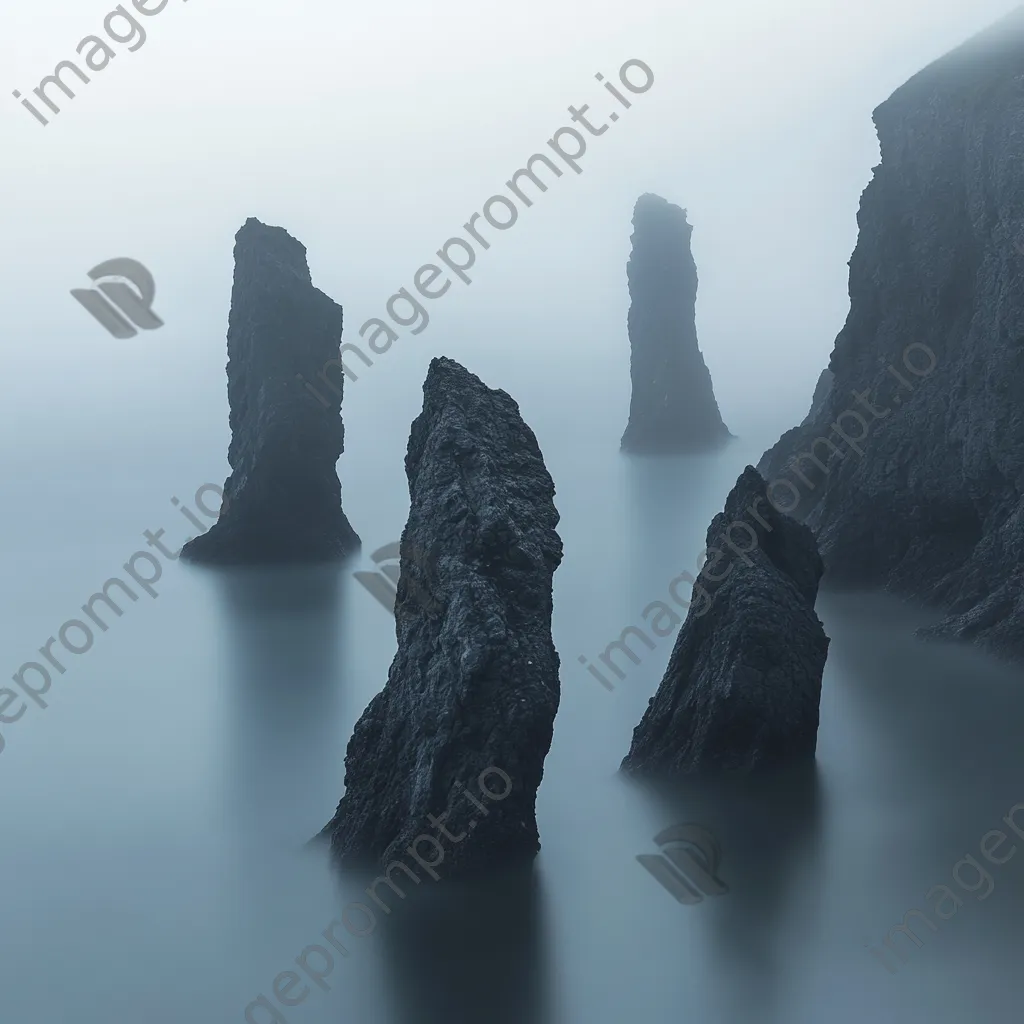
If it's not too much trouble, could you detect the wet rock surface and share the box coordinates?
[321,357,563,875]
[622,467,829,775]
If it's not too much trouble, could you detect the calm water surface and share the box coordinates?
[2,344,1023,1024]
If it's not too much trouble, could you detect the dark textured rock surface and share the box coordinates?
[621,193,731,452]
[804,368,834,425]
[322,357,563,874]
[759,9,1024,658]
[181,218,359,564]
[622,467,829,775]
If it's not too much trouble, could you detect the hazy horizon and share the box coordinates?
[1,0,1019,496]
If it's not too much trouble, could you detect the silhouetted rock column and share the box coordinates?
[181,218,359,564]
[322,357,563,875]
[621,194,730,452]
[758,8,1024,658]
[622,467,829,775]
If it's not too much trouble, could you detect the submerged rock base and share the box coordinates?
[322,357,563,876]
[181,218,359,565]
[622,467,829,775]
[621,193,731,453]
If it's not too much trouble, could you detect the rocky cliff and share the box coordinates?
[622,467,829,775]
[181,218,359,564]
[759,9,1024,658]
[321,357,563,874]
[621,194,731,452]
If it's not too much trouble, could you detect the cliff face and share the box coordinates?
[181,218,359,564]
[759,9,1024,658]
[621,194,731,452]
[804,369,834,425]
[622,467,829,776]
[322,357,563,875]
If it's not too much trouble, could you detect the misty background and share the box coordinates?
[1,0,1018,502]
[1,2,1023,1023]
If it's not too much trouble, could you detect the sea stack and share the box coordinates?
[620,194,730,452]
[180,218,359,564]
[622,467,829,775]
[322,357,563,875]
[758,8,1024,658]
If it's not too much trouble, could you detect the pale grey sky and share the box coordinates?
[0,0,1017,459]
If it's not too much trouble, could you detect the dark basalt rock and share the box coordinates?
[181,218,359,564]
[758,9,1024,659]
[621,193,731,452]
[322,357,563,874]
[622,467,830,775]
[804,369,834,425]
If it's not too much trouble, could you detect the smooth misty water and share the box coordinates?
[2,342,1023,1024]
